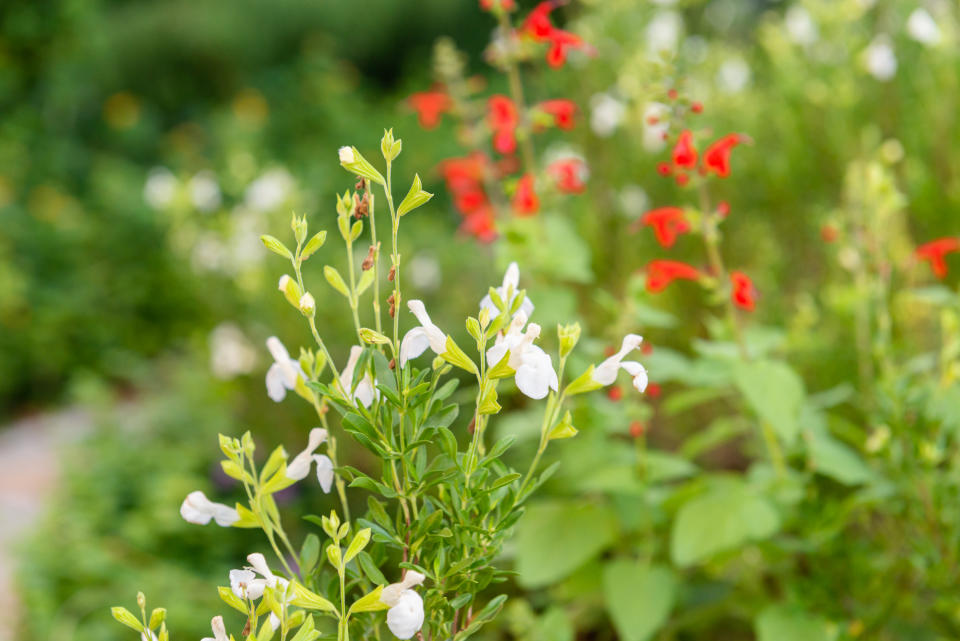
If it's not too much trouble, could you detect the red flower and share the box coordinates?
[646,260,701,293]
[407,91,452,129]
[703,134,742,178]
[672,130,698,170]
[656,162,672,177]
[629,421,645,438]
[917,237,960,279]
[439,152,487,190]
[488,95,518,154]
[730,271,757,311]
[538,99,577,129]
[512,173,540,215]
[607,385,623,401]
[545,28,584,68]
[640,207,690,248]
[717,201,730,218]
[675,173,689,187]
[480,0,516,11]
[523,1,557,39]
[461,207,498,243]
[691,102,703,114]
[547,158,587,194]
[646,383,661,398]
[820,224,838,243]
[454,187,487,214]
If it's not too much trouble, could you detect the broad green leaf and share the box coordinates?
[532,607,574,641]
[670,478,780,566]
[807,430,872,486]
[602,561,677,641]
[755,605,833,641]
[733,360,805,445]
[516,501,618,588]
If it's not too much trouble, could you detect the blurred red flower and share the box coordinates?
[703,134,742,178]
[547,158,587,194]
[730,271,757,311]
[538,99,577,129]
[407,91,452,129]
[646,260,701,293]
[512,173,540,215]
[640,207,690,248]
[917,237,960,279]
[488,95,518,154]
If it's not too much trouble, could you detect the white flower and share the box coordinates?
[487,314,558,400]
[409,253,442,291]
[229,569,266,600]
[589,92,625,138]
[265,336,306,402]
[143,167,177,210]
[338,345,377,407]
[381,571,426,640]
[245,168,294,213]
[618,185,649,218]
[189,171,222,212]
[313,454,334,493]
[209,323,257,380]
[180,491,239,527]
[339,146,355,164]
[785,6,818,46]
[400,300,448,368]
[201,616,230,641]
[907,8,940,45]
[864,35,897,81]
[592,334,647,392]
[716,57,751,93]
[646,11,683,56]
[286,428,328,481]
[479,262,534,321]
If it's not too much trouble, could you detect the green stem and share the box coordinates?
[496,11,536,175]
[368,189,383,335]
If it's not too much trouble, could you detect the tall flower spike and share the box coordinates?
[400,300,448,367]
[285,427,328,481]
[592,334,643,385]
[180,490,239,527]
[381,571,427,640]
[479,262,535,321]
[265,336,306,402]
[339,346,377,407]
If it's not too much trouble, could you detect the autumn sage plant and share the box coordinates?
[110,129,650,641]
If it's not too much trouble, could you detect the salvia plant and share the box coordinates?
[110,129,649,641]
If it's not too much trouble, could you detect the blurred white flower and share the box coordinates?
[785,6,819,46]
[143,167,177,210]
[210,323,257,380]
[286,428,328,481]
[683,35,709,64]
[907,8,940,45]
[191,233,226,273]
[479,262,534,321]
[486,313,558,400]
[592,334,648,392]
[338,147,355,164]
[180,490,239,526]
[646,11,683,56]
[589,92,625,138]
[265,336,306,402]
[864,35,897,81]
[409,253,442,291]
[642,102,670,152]
[716,57,751,93]
[339,345,377,408]
[189,171,222,212]
[619,185,649,218]
[400,300,448,368]
[245,168,294,212]
[381,571,426,640]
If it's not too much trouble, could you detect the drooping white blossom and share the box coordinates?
[399,300,448,367]
[229,568,266,600]
[265,336,306,402]
[180,491,239,527]
[381,571,427,640]
[592,334,648,393]
[338,345,377,407]
[907,8,940,45]
[479,262,534,321]
[487,313,559,400]
[286,428,328,481]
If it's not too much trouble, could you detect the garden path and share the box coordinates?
[0,408,91,641]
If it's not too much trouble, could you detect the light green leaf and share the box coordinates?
[111,607,143,632]
[261,235,293,260]
[670,478,780,567]
[516,501,618,588]
[602,561,677,641]
[343,528,371,564]
[324,265,351,299]
[356,268,376,297]
[733,360,805,445]
[300,231,327,261]
[755,605,834,641]
[348,586,390,614]
[807,430,872,486]
[397,174,434,217]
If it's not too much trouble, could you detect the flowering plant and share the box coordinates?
[110,129,648,641]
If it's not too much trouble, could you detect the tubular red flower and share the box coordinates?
[640,207,690,248]
[547,158,587,194]
[545,28,584,68]
[672,130,698,170]
[512,173,540,215]
[538,99,577,129]
[523,1,557,40]
[488,95,518,154]
[461,208,498,243]
[916,237,960,279]
[703,134,742,178]
[730,271,757,311]
[407,91,452,129]
[645,260,701,293]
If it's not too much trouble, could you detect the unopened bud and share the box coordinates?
[338,146,355,164]
[137,592,146,610]
[299,293,316,318]
[558,322,581,358]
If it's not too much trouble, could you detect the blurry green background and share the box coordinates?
[2,0,958,639]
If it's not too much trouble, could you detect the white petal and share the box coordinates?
[400,327,430,367]
[591,360,620,385]
[486,342,509,369]
[502,262,520,292]
[516,364,551,399]
[265,364,288,402]
[386,591,425,640]
[247,553,277,588]
[401,571,426,589]
[621,361,649,393]
[354,378,377,408]
[425,325,447,355]
[479,294,500,319]
[210,616,229,641]
[246,578,267,600]
[211,502,240,527]
[266,336,290,364]
[407,299,432,328]
[230,569,257,599]
[180,490,214,525]
[286,428,328,480]
[313,454,334,493]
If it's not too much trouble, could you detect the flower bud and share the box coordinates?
[298,293,316,318]
[291,213,308,246]
[558,322,581,358]
[338,146,355,164]
[278,275,302,309]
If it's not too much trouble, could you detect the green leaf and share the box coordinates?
[300,534,321,574]
[300,231,327,261]
[516,501,618,588]
[111,607,143,632]
[148,608,166,630]
[261,235,293,260]
[289,582,338,614]
[348,585,390,614]
[217,586,248,613]
[324,265,351,299]
[397,174,434,217]
[733,360,805,445]
[356,268,376,297]
[343,528,371,564]
[755,605,833,641]
[670,478,780,567]
[807,430,873,486]
[602,561,677,641]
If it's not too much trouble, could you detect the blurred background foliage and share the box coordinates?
[5,0,960,640]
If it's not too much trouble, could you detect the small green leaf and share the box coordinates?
[261,235,293,259]
[343,528,371,564]
[356,268,376,296]
[301,231,327,261]
[397,174,434,217]
[348,585,390,614]
[217,586,248,613]
[324,266,351,299]
[733,360,805,445]
[755,605,833,641]
[289,582,339,614]
[111,607,143,632]
[148,608,166,630]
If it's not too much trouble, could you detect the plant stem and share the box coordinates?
[369,189,383,334]
[496,11,536,175]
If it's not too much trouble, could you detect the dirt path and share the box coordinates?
[0,408,90,641]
